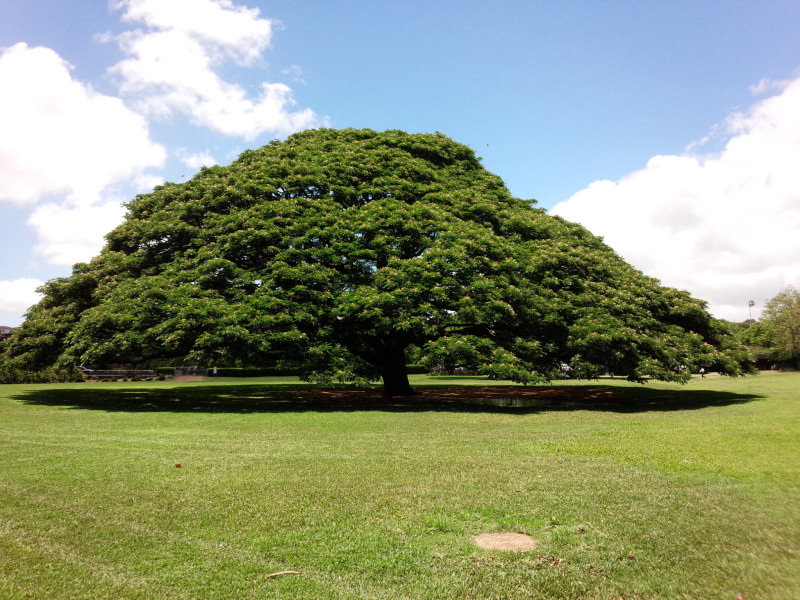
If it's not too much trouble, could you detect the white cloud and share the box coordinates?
[107,0,320,139]
[176,148,217,170]
[551,76,800,322]
[0,43,166,207]
[281,65,306,84]
[112,0,273,64]
[748,77,792,96]
[0,278,44,318]
[0,42,166,270]
[27,201,128,266]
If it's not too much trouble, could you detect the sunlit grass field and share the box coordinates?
[1,372,798,599]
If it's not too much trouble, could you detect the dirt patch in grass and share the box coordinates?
[474,532,538,552]
[292,386,619,410]
[173,375,207,382]
[422,386,615,401]
[307,386,614,403]
[308,386,613,399]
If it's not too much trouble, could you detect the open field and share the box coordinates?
[1,372,798,599]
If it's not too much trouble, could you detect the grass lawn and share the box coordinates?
[1,372,798,599]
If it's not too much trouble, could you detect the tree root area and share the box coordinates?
[298,386,617,410]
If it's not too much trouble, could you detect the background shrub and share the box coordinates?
[0,367,84,384]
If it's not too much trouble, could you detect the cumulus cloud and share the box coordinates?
[112,0,273,64]
[0,43,166,207]
[27,201,128,266]
[0,42,165,269]
[107,0,320,139]
[551,76,800,321]
[175,148,217,170]
[0,278,44,318]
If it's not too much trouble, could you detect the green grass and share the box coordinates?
[1,372,798,599]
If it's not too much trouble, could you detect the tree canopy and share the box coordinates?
[3,128,753,394]
[760,286,800,369]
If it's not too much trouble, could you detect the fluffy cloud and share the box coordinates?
[0,42,165,268]
[551,77,800,321]
[0,278,44,318]
[0,43,166,207]
[113,0,273,63]
[27,201,128,266]
[107,0,320,139]
[176,148,217,170]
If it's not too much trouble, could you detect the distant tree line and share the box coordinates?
[731,286,800,370]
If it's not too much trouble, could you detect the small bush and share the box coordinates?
[0,367,84,384]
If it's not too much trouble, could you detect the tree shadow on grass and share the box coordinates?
[12,381,763,414]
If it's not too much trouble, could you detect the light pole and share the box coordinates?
[748,299,755,323]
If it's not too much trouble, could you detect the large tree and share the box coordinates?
[4,129,753,394]
[760,286,800,369]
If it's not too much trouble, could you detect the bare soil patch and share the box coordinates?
[173,375,207,382]
[304,386,617,408]
[421,386,614,401]
[474,532,538,552]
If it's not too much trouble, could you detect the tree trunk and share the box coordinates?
[381,364,414,396]
[375,341,415,396]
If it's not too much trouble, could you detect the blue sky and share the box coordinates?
[2,0,800,326]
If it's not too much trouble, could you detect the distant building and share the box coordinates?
[0,326,15,341]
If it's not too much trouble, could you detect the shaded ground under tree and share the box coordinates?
[14,383,762,414]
